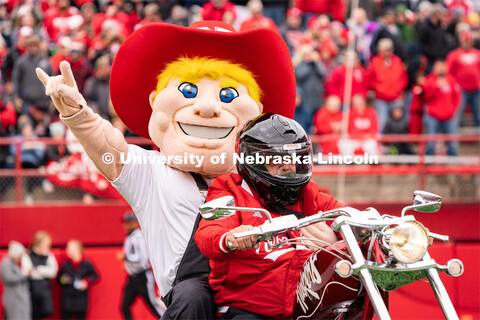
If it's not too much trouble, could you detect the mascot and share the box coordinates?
[37,21,295,319]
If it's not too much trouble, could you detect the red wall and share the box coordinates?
[0,202,130,247]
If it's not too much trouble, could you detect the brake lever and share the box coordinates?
[428,232,449,242]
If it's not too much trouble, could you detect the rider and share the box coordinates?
[195,113,344,319]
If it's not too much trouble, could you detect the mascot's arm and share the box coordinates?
[36,61,127,181]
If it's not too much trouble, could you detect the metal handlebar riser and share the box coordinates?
[424,253,460,320]
[339,224,391,320]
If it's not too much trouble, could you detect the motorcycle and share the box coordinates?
[200,190,464,320]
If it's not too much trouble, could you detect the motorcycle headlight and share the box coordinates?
[390,221,429,263]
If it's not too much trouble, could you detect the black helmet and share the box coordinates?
[236,113,313,206]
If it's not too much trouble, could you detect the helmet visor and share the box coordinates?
[243,142,313,181]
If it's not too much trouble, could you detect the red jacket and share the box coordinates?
[0,101,17,134]
[446,48,480,92]
[43,7,82,41]
[423,74,461,121]
[240,16,278,32]
[91,12,131,37]
[201,1,236,21]
[295,0,345,22]
[367,55,408,101]
[348,107,379,136]
[195,173,342,319]
[409,84,424,134]
[325,65,368,101]
[314,107,342,154]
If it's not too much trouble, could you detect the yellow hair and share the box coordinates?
[155,57,262,104]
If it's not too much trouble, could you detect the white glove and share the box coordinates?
[36,61,87,117]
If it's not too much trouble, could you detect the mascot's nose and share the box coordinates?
[193,100,222,118]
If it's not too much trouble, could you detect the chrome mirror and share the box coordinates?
[401,191,442,217]
[200,196,236,220]
[412,190,442,212]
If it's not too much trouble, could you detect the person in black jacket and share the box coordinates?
[418,4,452,71]
[370,9,407,61]
[383,104,413,155]
[58,240,99,320]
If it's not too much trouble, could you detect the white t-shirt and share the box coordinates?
[111,144,208,295]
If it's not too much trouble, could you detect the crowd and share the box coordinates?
[1,212,162,319]
[0,0,479,167]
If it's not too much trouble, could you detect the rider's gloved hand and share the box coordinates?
[226,225,259,251]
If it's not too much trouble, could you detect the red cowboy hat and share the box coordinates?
[110,21,296,139]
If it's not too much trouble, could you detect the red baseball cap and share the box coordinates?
[110,21,296,139]
[287,7,302,17]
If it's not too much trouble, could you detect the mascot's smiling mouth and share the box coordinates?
[178,123,235,139]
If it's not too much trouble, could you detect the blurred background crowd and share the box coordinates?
[0,0,479,201]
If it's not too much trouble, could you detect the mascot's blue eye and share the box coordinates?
[219,88,239,103]
[178,83,198,98]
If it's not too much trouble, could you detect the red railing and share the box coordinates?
[310,134,480,189]
[0,134,479,203]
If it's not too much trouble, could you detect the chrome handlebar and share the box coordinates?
[232,206,449,243]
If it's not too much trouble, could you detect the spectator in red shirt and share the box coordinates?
[367,38,408,133]
[295,0,345,23]
[239,0,278,32]
[409,73,426,134]
[444,0,473,17]
[0,100,17,136]
[446,31,480,128]
[201,0,236,22]
[50,36,71,74]
[43,0,82,41]
[91,2,131,37]
[422,60,461,156]
[339,94,380,156]
[314,95,342,154]
[325,51,368,103]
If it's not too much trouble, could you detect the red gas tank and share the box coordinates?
[292,242,366,320]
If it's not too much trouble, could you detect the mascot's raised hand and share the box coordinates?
[36,59,127,181]
[36,61,86,117]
